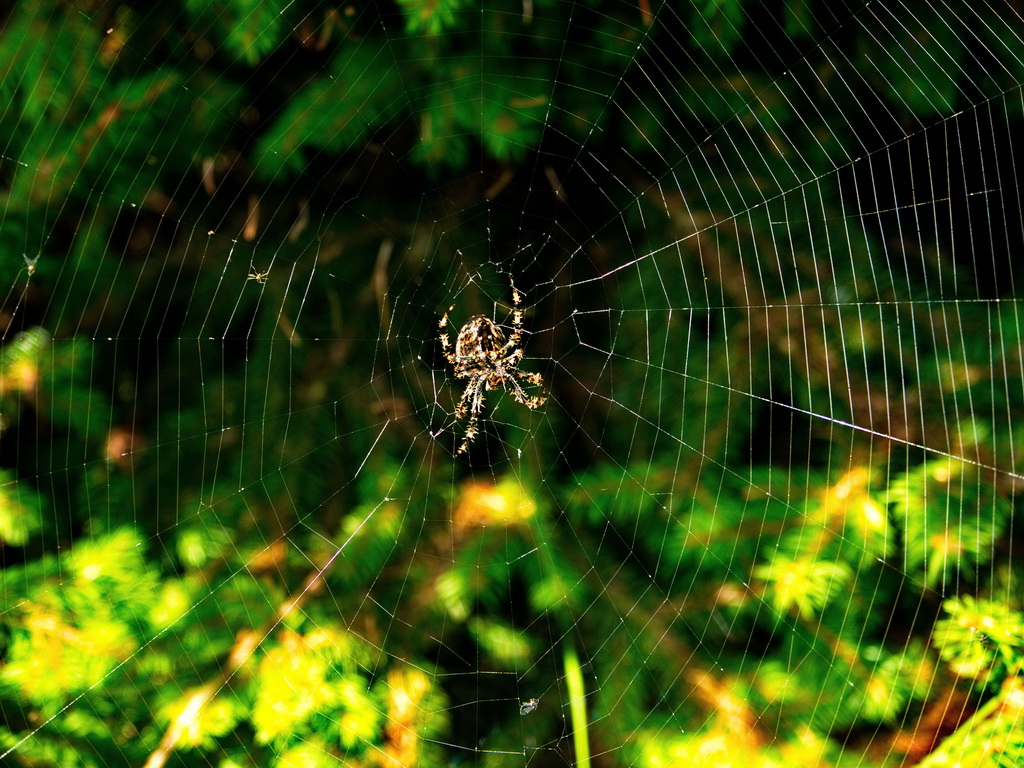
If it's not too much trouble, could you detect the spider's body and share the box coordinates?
[454,315,507,367]
[439,282,546,453]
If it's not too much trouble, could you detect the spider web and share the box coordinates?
[0,0,1022,766]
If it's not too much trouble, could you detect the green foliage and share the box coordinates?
[692,0,748,57]
[865,3,965,117]
[249,629,384,747]
[468,617,535,668]
[395,0,470,36]
[916,669,1024,768]
[889,460,1011,587]
[413,59,550,169]
[754,556,852,620]
[0,470,43,545]
[253,39,404,178]
[158,693,241,750]
[184,0,295,65]
[933,596,1024,682]
[0,1,102,123]
[0,530,156,710]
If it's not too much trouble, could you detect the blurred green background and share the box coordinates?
[0,0,1022,766]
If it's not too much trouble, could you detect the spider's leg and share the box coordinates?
[455,376,482,419]
[469,377,488,415]
[510,278,523,328]
[439,306,456,363]
[514,369,543,387]
[456,430,472,454]
[457,412,479,454]
[456,376,488,424]
[497,279,525,356]
[455,379,487,454]
[497,334,518,358]
[510,368,547,409]
[504,375,531,406]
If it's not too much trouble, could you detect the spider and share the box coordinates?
[439,280,547,454]
[248,263,270,284]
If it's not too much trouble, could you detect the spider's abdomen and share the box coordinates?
[457,316,506,359]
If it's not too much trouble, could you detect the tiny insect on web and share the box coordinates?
[247,262,270,284]
[438,278,547,454]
